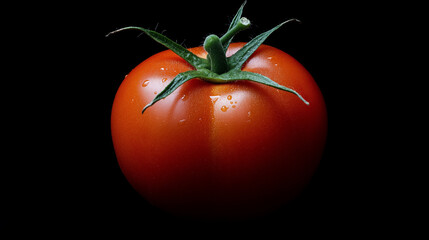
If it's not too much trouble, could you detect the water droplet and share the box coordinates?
[154,91,158,94]
[232,105,236,108]
[181,94,187,101]
[178,119,186,125]
[267,56,272,60]
[210,96,220,104]
[274,63,278,67]
[230,101,234,104]
[142,80,150,87]
[221,105,228,112]
[162,77,168,83]
[227,95,232,100]
[160,67,165,71]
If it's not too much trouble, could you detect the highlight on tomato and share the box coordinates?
[108,2,327,220]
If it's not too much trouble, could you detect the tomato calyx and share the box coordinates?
[107,2,309,114]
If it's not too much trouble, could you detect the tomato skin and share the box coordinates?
[111,43,327,219]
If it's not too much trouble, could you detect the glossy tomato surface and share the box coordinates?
[111,42,327,219]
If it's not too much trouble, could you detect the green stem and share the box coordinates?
[220,17,251,45]
[203,17,251,75]
[204,34,228,74]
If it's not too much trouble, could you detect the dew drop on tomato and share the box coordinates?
[178,119,186,125]
[210,96,220,104]
[142,80,150,87]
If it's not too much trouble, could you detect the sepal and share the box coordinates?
[219,70,309,105]
[107,27,209,69]
[142,70,210,113]
[227,19,300,70]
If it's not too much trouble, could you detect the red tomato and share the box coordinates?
[111,42,327,219]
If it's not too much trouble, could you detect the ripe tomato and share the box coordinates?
[111,42,327,219]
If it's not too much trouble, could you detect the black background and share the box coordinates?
[4,0,418,236]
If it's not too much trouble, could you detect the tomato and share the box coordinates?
[111,42,327,219]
